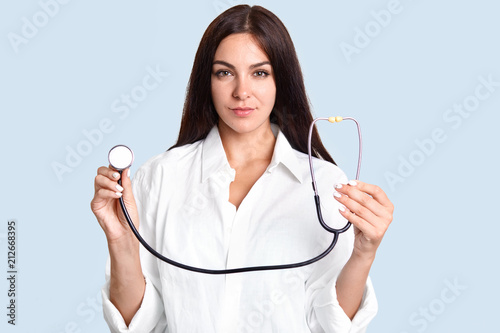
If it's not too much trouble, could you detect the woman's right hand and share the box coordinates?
[91,166,140,244]
[92,167,146,325]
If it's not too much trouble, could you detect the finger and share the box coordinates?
[97,166,122,181]
[91,189,123,214]
[95,174,124,195]
[114,168,139,230]
[338,207,379,241]
[95,188,123,200]
[335,181,393,219]
[119,168,134,202]
[334,182,385,219]
[347,180,393,211]
[334,189,379,223]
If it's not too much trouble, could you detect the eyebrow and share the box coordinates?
[212,60,271,70]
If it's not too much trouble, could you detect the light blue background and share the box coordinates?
[1,0,499,332]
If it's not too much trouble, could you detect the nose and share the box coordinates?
[232,76,251,100]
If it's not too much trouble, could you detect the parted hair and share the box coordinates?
[169,5,335,165]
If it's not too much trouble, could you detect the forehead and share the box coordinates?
[214,33,270,64]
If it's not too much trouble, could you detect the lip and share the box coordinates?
[230,107,254,116]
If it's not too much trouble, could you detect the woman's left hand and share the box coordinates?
[333,180,394,261]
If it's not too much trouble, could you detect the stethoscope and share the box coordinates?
[108,116,362,274]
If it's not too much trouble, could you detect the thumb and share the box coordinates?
[120,168,135,202]
[118,168,140,229]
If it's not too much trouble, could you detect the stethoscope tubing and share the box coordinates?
[308,117,362,234]
[117,117,361,274]
[118,186,341,274]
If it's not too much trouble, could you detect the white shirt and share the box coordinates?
[102,125,378,333]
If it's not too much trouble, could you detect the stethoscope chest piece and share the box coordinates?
[108,145,134,171]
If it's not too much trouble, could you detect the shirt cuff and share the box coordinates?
[312,276,378,333]
[101,276,164,333]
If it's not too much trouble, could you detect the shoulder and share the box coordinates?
[132,140,203,188]
[291,149,348,185]
[141,141,202,170]
[272,126,347,185]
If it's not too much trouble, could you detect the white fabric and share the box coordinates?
[102,125,378,332]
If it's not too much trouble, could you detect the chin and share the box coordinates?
[219,118,271,135]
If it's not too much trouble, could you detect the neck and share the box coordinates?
[218,121,276,168]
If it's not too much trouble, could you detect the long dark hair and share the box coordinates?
[169,5,335,165]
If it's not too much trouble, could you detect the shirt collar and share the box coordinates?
[201,126,233,183]
[201,124,304,184]
[268,123,304,183]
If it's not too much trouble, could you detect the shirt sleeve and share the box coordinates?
[306,274,378,333]
[101,275,167,333]
[101,165,168,332]
[304,165,378,332]
[304,224,378,332]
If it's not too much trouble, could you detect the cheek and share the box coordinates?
[211,81,225,106]
[257,83,276,105]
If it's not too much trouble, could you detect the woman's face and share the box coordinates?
[211,33,276,135]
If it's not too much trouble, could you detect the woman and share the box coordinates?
[91,5,393,332]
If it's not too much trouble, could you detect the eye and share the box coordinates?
[215,70,232,78]
[254,70,269,78]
